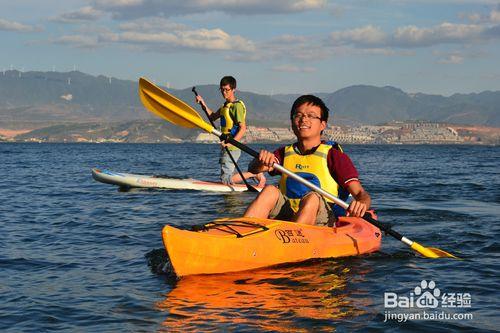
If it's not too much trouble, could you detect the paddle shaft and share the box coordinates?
[192,87,258,192]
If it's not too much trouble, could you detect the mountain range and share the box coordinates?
[1,70,499,129]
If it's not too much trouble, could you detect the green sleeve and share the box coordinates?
[232,102,246,124]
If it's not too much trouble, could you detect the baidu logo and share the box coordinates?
[384,280,471,309]
[383,280,473,322]
[385,279,440,308]
[414,280,440,308]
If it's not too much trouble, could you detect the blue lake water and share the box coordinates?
[0,143,498,332]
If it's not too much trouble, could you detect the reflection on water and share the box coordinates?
[216,193,253,215]
[156,260,374,332]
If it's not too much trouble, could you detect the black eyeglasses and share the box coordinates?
[219,87,232,93]
[292,113,322,121]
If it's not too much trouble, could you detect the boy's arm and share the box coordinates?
[209,109,221,121]
[248,148,282,174]
[225,101,246,146]
[222,120,243,148]
[195,95,221,121]
[345,181,371,217]
[232,122,246,142]
[248,150,277,173]
[328,149,371,217]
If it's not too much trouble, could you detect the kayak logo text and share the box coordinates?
[383,280,473,323]
[275,229,309,244]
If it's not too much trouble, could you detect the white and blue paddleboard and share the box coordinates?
[92,168,263,192]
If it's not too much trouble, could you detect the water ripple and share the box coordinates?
[0,143,498,332]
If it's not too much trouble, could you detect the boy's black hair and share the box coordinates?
[290,95,329,122]
[220,76,237,89]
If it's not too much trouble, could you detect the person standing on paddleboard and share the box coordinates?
[244,95,371,226]
[195,76,266,186]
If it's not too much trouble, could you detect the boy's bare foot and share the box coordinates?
[255,173,266,187]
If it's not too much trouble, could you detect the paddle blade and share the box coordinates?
[426,247,459,259]
[411,242,458,259]
[138,77,214,133]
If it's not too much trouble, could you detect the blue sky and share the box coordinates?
[1,0,499,95]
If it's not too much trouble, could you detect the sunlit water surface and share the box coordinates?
[0,143,498,332]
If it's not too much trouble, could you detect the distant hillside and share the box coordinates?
[411,91,500,125]
[1,70,499,128]
[8,119,499,145]
[0,70,143,123]
[14,120,194,143]
[0,70,290,128]
[324,86,414,125]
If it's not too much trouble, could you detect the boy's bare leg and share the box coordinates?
[294,193,320,225]
[231,172,252,184]
[231,172,266,187]
[255,172,266,187]
[243,185,280,218]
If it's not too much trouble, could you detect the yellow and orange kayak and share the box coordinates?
[162,216,382,277]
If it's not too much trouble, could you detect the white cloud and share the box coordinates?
[458,6,500,24]
[91,0,326,19]
[437,54,464,64]
[325,4,500,52]
[94,0,142,6]
[327,22,496,49]
[393,22,484,47]
[289,0,325,11]
[100,27,255,52]
[257,34,333,61]
[0,18,40,32]
[379,0,499,4]
[358,48,415,56]
[330,25,387,46]
[272,64,316,73]
[228,31,411,63]
[44,3,500,66]
[52,35,99,49]
[118,18,187,32]
[51,6,104,23]
[270,34,309,44]
[47,15,254,53]
[433,48,487,64]
[225,53,266,62]
[459,12,482,23]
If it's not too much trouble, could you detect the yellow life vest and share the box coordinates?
[279,143,341,213]
[220,100,246,136]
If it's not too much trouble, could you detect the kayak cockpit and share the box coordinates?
[192,219,270,238]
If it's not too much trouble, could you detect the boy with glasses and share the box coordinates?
[243,95,371,226]
[195,76,266,186]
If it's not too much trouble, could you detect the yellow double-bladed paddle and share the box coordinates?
[138,77,458,259]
